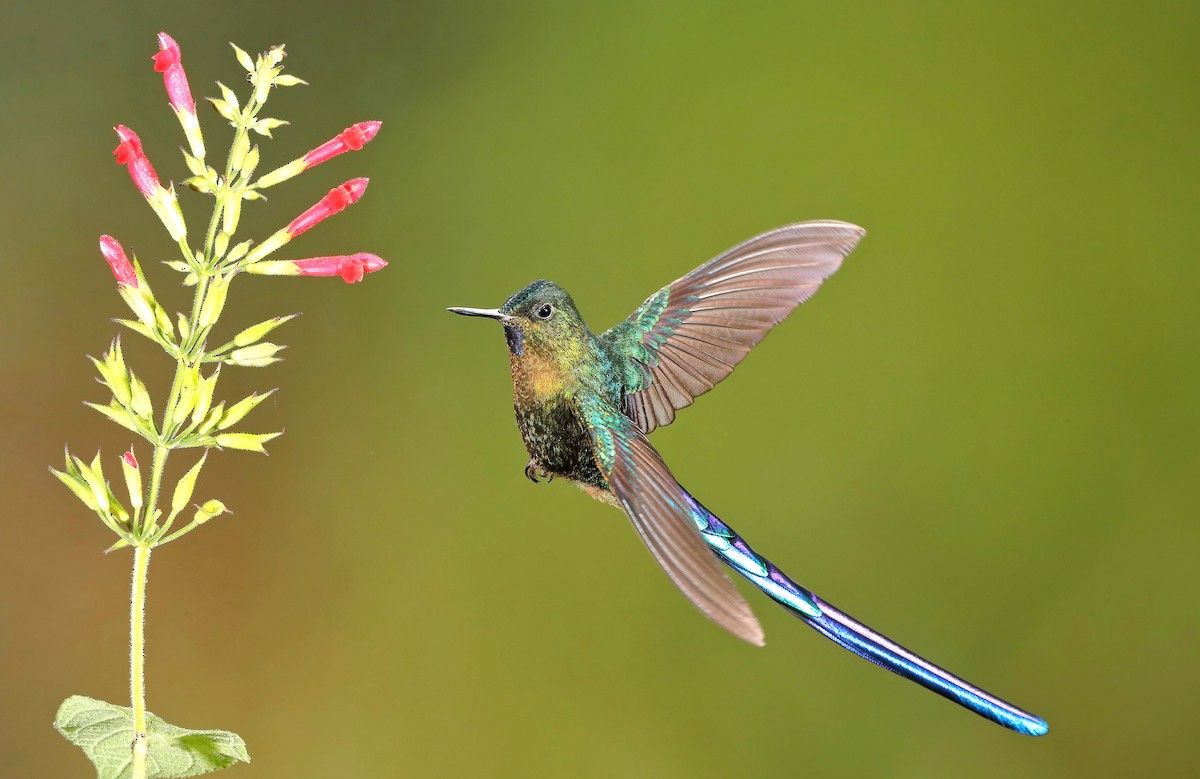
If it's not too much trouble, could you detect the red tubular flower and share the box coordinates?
[303,122,382,167]
[122,451,138,469]
[99,235,138,287]
[295,253,388,283]
[243,179,369,265]
[113,126,162,199]
[255,122,382,189]
[112,125,188,239]
[151,32,195,115]
[286,178,369,237]
[246,253,388,283]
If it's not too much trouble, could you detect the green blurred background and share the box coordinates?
[2,1,1197,776]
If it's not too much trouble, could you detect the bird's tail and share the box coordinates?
[681,491,1048,736]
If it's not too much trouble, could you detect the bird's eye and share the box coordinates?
[534,303,554,320]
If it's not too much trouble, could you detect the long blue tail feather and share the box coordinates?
[682,491,1048,736]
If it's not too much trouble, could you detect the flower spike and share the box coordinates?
[56,38,388,779]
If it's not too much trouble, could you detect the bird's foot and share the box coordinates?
[524,461,554,484]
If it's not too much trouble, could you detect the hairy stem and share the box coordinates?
[127,90,232,777]
[143,445,169,538]
[130,544,152,779]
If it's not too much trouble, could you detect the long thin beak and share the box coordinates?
[447,307,508,321]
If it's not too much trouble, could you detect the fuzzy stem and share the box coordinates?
[142,445,170,538]
[176,236,198,268]
[130,544,152,779]
[203,200,224,266]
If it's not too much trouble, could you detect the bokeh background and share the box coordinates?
[2,2,1197,777]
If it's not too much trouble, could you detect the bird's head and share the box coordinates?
[449,279,590,360]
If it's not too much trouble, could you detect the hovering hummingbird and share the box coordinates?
[449,221,1047,736]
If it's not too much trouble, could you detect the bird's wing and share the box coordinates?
[600,221,864,434]
[578,393,763,645]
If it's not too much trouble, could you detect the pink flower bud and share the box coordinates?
[151,32,195,115]
[121,449,143,511]
[113,125,162,199]
[294,253,388,283]
[286,178,369,237]
[99,235,138,287]
[302,122,382,167]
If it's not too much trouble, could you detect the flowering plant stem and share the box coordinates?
[130,545,151,779]
[122,100,253,777]
[52,34,387,778]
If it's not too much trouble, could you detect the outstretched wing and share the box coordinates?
[602,221,865,434]
[578,394,763,645]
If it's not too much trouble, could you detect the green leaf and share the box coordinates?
[224,240,251,265]
[250,118,289,138]
[183,176,213,194]
[196,404,225,435]
[85,401,141,434]
[226,343,285,367]
[191,367,221,426]
[51,467,100,511]
[115,318,160,345]
[206,97,237,123]
[79,453,110,513]
[183,151,207,177]
[214,432,281,453]
[232,314,298,348]
[239,146,260,179]
[230,42,255,74]
[54,695,249,778]
[215,81,240,112]
[218,390,275,430]
[128,373,154,422]
[171,453,207,515]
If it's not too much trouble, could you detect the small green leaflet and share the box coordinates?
[54,695,249,778]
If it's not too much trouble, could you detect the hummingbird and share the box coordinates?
[449,221,1047,736]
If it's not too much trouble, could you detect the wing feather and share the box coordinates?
[603,221,865,433]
